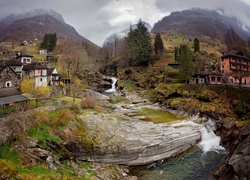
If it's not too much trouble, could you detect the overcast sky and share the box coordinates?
[0,0,250,46]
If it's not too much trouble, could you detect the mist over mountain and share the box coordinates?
[151,8,250,41]
[103,21,152,47]
[0,9,90,43]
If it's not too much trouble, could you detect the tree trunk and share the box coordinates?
[36,99,38,108]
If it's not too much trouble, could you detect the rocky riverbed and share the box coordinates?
[72,90,202,166]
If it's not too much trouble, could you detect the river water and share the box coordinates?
[130,123,227,180]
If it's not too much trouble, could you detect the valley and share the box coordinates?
[0,6,250,180]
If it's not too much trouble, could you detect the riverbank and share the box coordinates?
[0,85,249,179]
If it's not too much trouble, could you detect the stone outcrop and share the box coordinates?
[214,123,250,179]
[75,113,201,165]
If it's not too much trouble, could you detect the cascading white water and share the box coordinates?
[105,77,117,93]
[198,124,225,153]
[172,120,225,154]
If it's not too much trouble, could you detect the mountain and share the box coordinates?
[103,21,152,47]
[0,9,88,42]
[151,8,250,41]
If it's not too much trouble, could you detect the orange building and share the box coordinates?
[220,50,250,85]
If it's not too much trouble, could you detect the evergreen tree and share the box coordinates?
[154,32,164,59]
[40,33,57,52]
[177,45,195,83]
[174,46,179,62]
[193,38,200,53]
[126,19,153,66]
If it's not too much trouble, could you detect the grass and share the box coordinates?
[0,144,20,164]
[27,124,62,147]
[137,108,184,123]
[108,96,129,104]
[0,105,16,118]
[119,79,137,92]
[57,96,81,103]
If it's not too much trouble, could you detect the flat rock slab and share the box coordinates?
[77,113,201,165]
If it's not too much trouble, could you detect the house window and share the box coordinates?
[5,81,11,87]
[211,77,215,82]
[40,78,43,82]
[217,77,221,82]
[26,58,31,63]
[42,69,47,76]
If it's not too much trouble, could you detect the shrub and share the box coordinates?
[235,101,248,117]
[0,159,18,179]
[69,103,81,114]
[4,111,36,142]
[81,97,102,111]
[49,109,72,127]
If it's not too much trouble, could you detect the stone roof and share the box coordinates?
[47,68,55,75]
[16,52,33,58]
[5,59,23,66]
[0,94,30,106]
[23,62,48,71]
[0,87,21,97]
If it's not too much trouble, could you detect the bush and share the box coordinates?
[49,109,72,127]
[69,103,81,114]
[4,111,36,142]
[81,97,102,111]
[235,101,248,117]
[0,159,18,179]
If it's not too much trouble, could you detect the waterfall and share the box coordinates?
[198,123,225,154]
[170,119,225,154]
[105,77,117,93]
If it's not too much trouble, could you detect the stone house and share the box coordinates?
[0,63,20,89]
[191,72,222,85]
[15,52,33,64]
[5,59,23,78]
[22,62,48,87]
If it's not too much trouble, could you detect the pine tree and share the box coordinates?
[193,38,200,53]
[177,45,195,83]
[126,19,153,66]
[40,33,57,52]
[154,32,164,59]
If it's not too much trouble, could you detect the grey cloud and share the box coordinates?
[0,0,249,46]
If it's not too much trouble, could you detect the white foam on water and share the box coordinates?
[199,125,225,153]
[105,77,117,93]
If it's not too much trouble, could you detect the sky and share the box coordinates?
[0,0,250,47]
